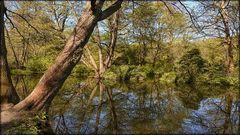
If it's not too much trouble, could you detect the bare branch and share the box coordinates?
[6,8,40,34]
[161,1,173,15]
[4,24,20,67]
[85,46,98,70]
[81,55,96,71]
[67,0,78,22]
[4,11,25,40]
[177,0,201,32]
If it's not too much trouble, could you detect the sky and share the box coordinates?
[183,1,199,9]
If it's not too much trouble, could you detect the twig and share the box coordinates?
[177,0,201,32]
[161,1,173,15]
[6,8,40,33]
[4,11,25,40]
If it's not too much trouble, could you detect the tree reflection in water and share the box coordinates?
[12,75,239,134]
[182,92,238,134]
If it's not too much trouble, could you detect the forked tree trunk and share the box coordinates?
[13,1,123,111]
[0,1,20,104]
[81,10,120,79]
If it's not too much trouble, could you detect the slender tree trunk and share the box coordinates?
[219,1,234,75]
[5,28,20,68]
[104,10,120,69]
[106,86,118,134]
[0,1,20,104]
[94,81,104,134]
[223,93,233,134]
[13,1,123,111]
[96,24,104,79]
[96,11,119,79]
[82,10,120,79]
[21,40,29,68]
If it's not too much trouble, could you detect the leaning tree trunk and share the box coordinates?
[13,1,123,111]
[0,1,20,104]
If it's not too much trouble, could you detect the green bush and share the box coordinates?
[208,76,238,86]
[26,56,53,72]
[142,65,155,79]
[103,70,117,80]
[72,64,92,77]
[113,47,139,65]
[160,72,177,84]
[109,65,135,82]
[206,63,227,78]
[6,112,48,134]
[11,69,34,75]
[175,48,206,84]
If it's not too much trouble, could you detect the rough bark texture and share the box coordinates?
[0,1,20,104]
[13,0,123,111]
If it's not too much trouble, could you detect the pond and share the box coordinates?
[12,75,239,134]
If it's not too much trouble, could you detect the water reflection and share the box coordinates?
[182,93,239,134]
[12,75,239,134]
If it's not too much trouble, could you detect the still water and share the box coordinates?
[13,75,239,134]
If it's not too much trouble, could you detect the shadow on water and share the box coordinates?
[12,75,239,134]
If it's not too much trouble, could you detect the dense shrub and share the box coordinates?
[72,64,92,77]
[26,56,53,72]
[113,47,139,65]
[160,72,177,84]
[175,48,206,84]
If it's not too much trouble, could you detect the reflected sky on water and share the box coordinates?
[12,75,239,134]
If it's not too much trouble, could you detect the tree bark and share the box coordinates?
[13,0,123,111]
[0,1,20,104]
[81,10,120,79]
[219,1,234,75]
[5,28,20,68]
[104,10,120,69]
[99,10,120,77]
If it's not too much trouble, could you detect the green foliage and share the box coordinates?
[105,65,161,82]
[207,76,238,86]
[106,65,144,82]
[11,69,33,75]
[197,61,238,86]
[160,72,177,84]
[198,62,227,83]
[72,64,92,78]
[6,112,48,134]
[146,69,155,79]
[176,48,206,84]
[103,70,118,81]
[26,56,53,72]
[127,66,146,81]
[4,1,238,88]
[207,63,227,77]
[113,44,140,65]
[111,65,135,82]
[135,65,155,79]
